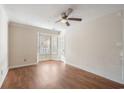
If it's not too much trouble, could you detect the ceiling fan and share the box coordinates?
[56,8,82,26]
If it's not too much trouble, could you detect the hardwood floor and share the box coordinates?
[1,61,124,89]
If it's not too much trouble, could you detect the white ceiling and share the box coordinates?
[3,4,124,31]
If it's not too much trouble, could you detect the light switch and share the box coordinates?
[120,51,123,57]
[116,42,122,47]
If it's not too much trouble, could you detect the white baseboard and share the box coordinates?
[67,62,124,85]
[0,68,8,88]
[39,58,62,62]
[9,63,37,69]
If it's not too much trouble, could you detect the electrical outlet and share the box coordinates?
[24,59,27,62]
[1,70,3,75]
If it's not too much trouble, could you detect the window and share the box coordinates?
[39,35,51,55]
[39,33,58,55]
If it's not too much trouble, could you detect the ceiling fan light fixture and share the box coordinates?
[61,19,67,23]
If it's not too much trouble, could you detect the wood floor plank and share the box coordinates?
[1,61,124,89]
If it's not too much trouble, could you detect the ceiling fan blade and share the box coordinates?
[66,8,73,16]
[68,18,82,21]
[55,19,62,23]
[66,22,70,26]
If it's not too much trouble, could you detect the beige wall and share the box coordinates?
[65,12,124,84]
[122,11,124,83]
[0,5,8,87]
[9,22,60,68]
[9,23,37,68]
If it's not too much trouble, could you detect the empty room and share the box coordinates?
[0,4,124,89]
